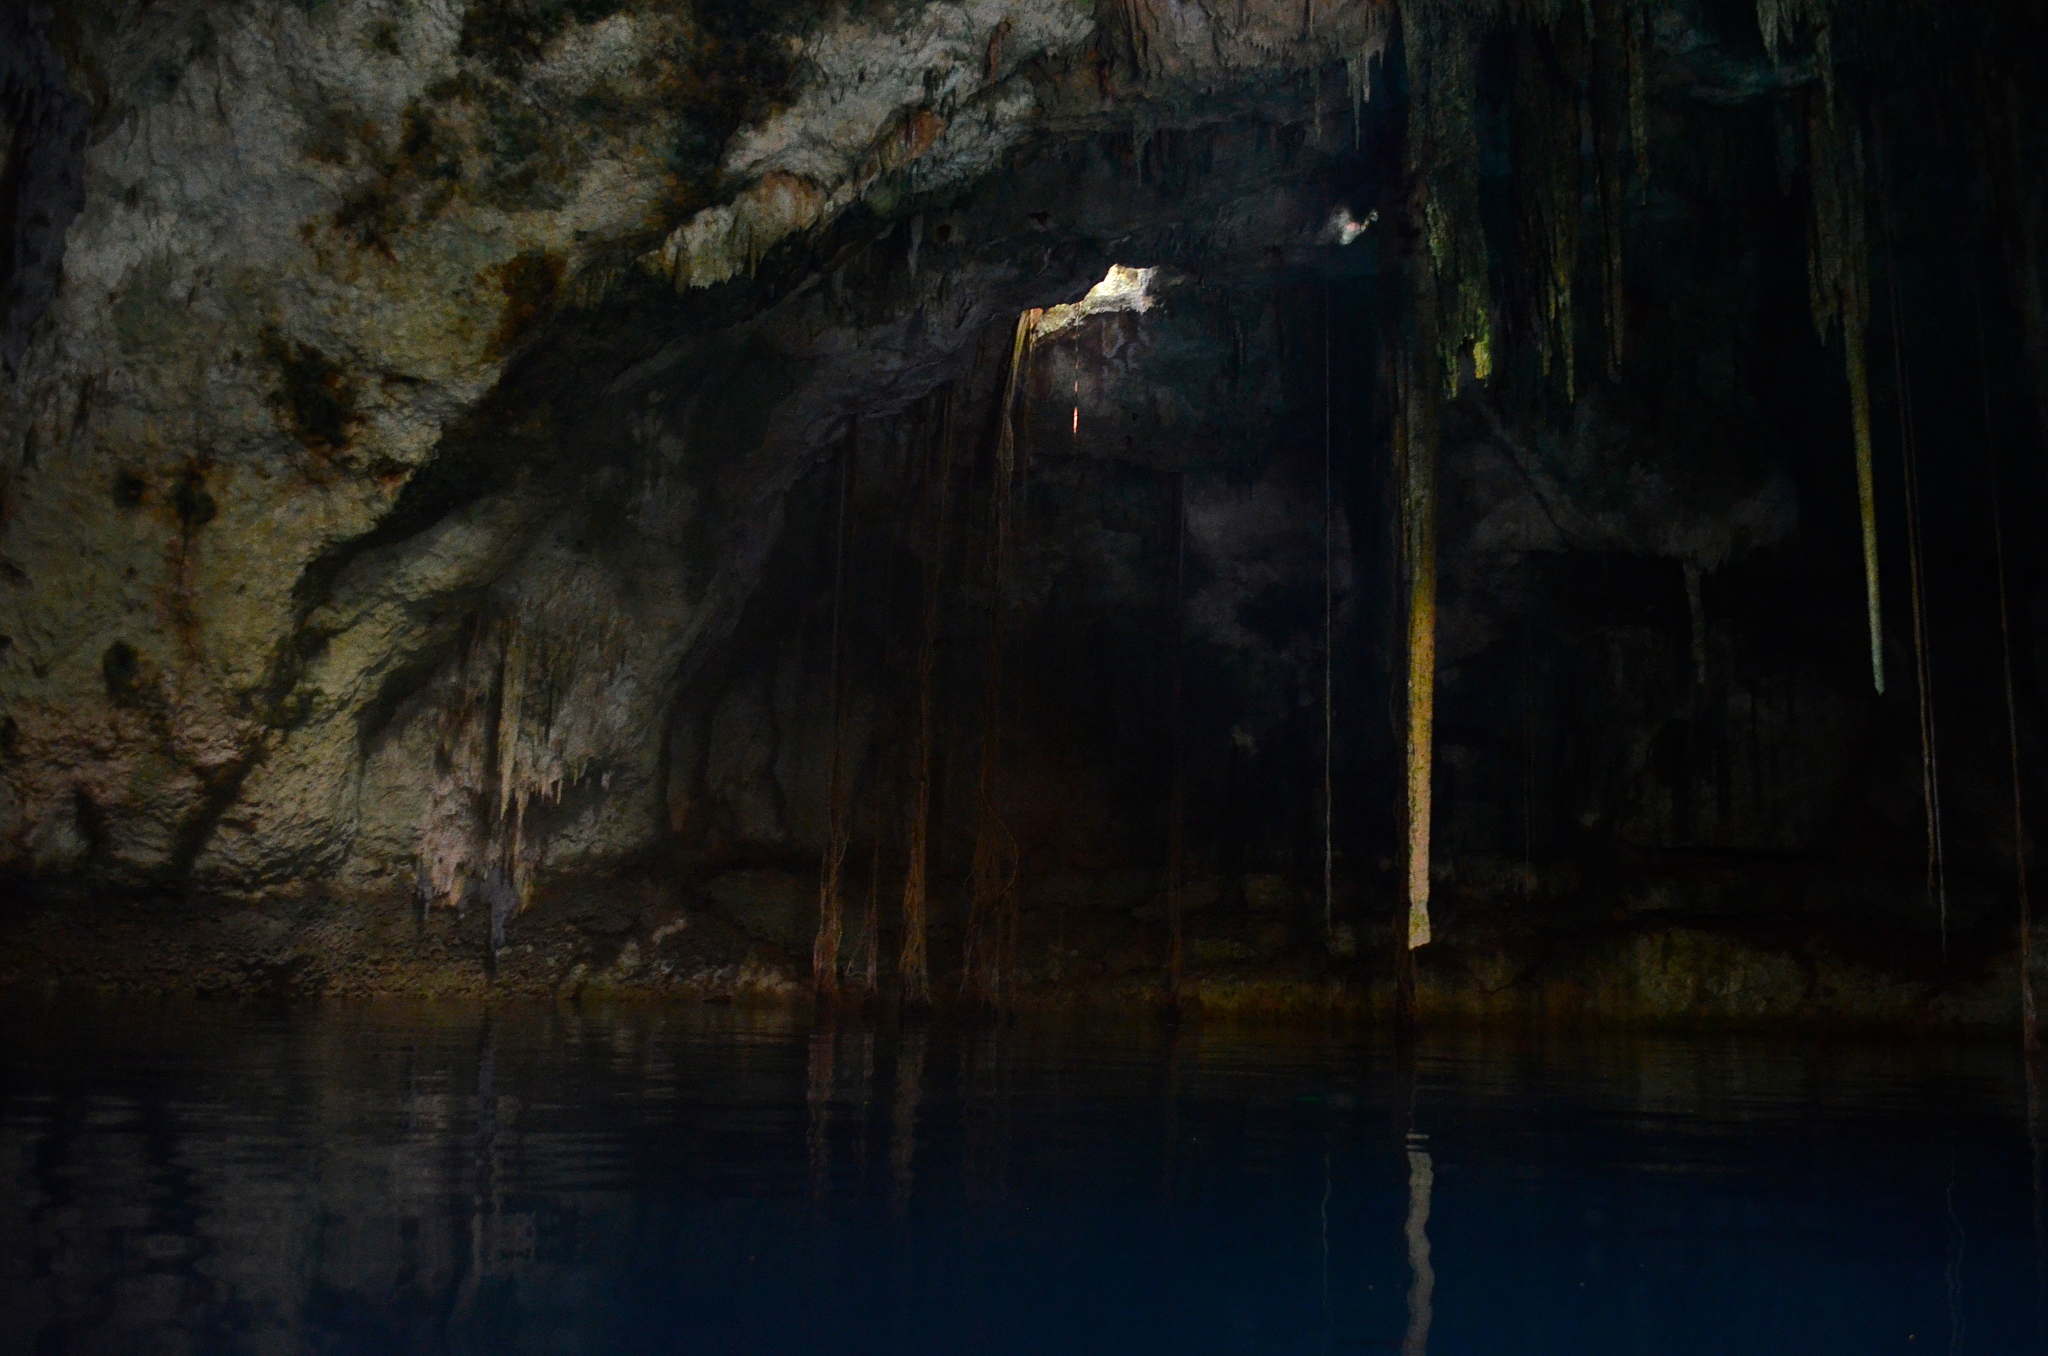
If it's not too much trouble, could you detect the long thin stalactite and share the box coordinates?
[1876,126,1948,949]
[1975,283,2035,1052]
[1763,7,1884,691]
[1322,286,1336,950]
[1165,470,1188,998]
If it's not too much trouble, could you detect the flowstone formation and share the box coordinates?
[1,0,2045,1023]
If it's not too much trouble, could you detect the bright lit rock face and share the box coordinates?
[1,0,2045,1013]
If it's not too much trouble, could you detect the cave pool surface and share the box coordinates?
[2,998,2043,1354]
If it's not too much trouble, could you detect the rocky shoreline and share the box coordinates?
[1,882,2024,1033]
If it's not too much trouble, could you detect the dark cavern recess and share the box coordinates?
[2,0,2047,1023]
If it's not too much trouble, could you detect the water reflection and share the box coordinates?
[0,1000,2041,1354]
[1404,1132,1434,1356]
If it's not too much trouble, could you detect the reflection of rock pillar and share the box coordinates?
[1403,1135,1434,1356]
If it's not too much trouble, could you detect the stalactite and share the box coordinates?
[1761,2,1884,692]
[1511,21,1582,399]
[1398,0,1496,390]
[811,427,857,1005]
[1346,45,1378,148]
[1814,100,1884,696]
[961,310,1040,1008]
[1585,0,1637,377]
[1396,0,1660,394]
[1400,333,1441,957]
[899,388,954,1009]
[415,594,633,938]
[1892,330,1947,947]
[1876,129,1948,948]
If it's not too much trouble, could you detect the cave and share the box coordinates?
[8,0,2048,1348]
[6,0,2046,1028]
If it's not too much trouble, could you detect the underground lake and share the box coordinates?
[4,1001,2045,1355]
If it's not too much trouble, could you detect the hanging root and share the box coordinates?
[854,833,881,1001]
[1165,471,1188,996]
[899,388,954,1008]
[1323,286,1337,948]
[961,311,1039,1008]
[812,427,858,1004]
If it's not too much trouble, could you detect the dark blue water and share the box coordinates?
[0,999,2040,1355]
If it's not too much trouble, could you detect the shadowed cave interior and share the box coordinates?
[3,0,2048,1024]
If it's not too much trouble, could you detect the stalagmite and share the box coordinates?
[812,429,857,1004]
[899,389,955,1008]
[962,310,1040,1007]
